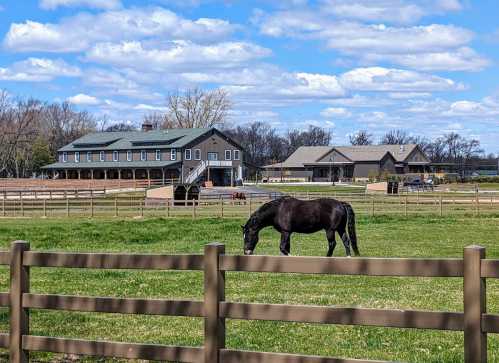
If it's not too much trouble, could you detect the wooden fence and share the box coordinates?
[0,192,498,219]
[0,241,498,362]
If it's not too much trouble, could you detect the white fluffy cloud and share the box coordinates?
[339,67,464,92]
[40,0,121,10]
[320,107,352,118]
[4,7,237,52]
[319,0,463,25]
[253,8,488,71]
[0,58,80,82]
[85,40,270,72]
[67,93,101,105]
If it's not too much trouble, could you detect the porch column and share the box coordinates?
[65,170,68,179]
[147,169,150,180]
[132,169,136,180]
[230,168,234,187]
[77,170,81,179]
[90,169,94,180]
[104,170,107,180]
[162,169,165,185]
[118,169,121,180]
[207,166,210,182]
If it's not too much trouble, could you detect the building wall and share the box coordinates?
[182,131,243,180]
[353,162,380,178]
[317,150,351,163]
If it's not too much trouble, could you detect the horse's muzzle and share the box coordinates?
[244,249,254,255]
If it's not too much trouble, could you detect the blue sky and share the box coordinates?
[0,0,498,152]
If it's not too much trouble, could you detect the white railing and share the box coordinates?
[185,160,233,184]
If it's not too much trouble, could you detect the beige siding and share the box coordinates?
[317,150,351,163]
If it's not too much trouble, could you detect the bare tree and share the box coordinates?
[349,130,373,145]
[161,88,231,129]
[379,130,411,145]
[287,126,331,155]
[104,122,137,132]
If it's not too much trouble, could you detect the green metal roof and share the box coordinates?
[42,160,181,169]
[59,128,212,152]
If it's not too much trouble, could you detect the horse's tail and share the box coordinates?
[343,202,359,256]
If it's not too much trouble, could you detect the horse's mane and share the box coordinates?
[245,197,290,228]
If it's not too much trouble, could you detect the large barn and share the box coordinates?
[263,144,431,182]
[42,126,244,186]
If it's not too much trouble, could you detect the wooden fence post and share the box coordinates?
[204,243,225,363]
[439,194,443,217]
[248,195,252,217]
[114,197,118,217]
[192,200,196,219]
[66,197,70,217]
[463,245,486,363]
[90,196,94,218]
[10,240,30,363]
[20,197,24,217]
[140,199,144,218]
[220,197,224,218]
[166,199,170,218]
[2,195,5,217]
[476,191,480,217]
[404,194,408,217]
[371,198,375,217]
[43,199,47,218]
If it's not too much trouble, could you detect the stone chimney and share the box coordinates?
[142,121,153,132]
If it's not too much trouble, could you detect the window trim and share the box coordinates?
[113,151,119,162]
[86,151,92,162]
[75,151,80,163]
[99,151,105,162]
[184,149,192,160]
[62,152,68,163]
[126,150,132,162]
[194,149,201,160]
[140,150,147,161]
[155,149,161,161]
[233,149,240,160]
[224,149,231,161]
[171,149,177,161]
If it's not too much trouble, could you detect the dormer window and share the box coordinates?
[75,152,80,163]
[140,150,146,161]
[225,150,231,160]
[100,151,105,162]
[185,149,192,160]
[86,152,92,162]
[233,150,240,160]
[194,149,201,160]
[113,151,119,162]
[171,149,176,161]
[127,150,132,162]
[62,152,68,163]
[155,149,161,161]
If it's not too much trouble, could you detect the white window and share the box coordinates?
[185,149,192,160]
[171,149,177,161]
[194,149,201,160]
[113,151,119,162]
[62,152,68,163]
[207,152,218,161]
[233,150,240,160]
[86,152,92,162]
[127,150,132,162]
[100,151,105,162]
[75,152,80,163]
[225,150,231,160]
[155,149,161,161]
[140,150,146,161]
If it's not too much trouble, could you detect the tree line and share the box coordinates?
[0,88,496,178]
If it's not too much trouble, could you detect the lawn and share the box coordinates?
[258,184,366,194]
[0,216,498,362]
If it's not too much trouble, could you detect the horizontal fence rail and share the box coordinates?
[0,191,498,219]
[0,242,497,362]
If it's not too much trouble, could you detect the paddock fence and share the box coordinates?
[0,191,498,218]
[0,242,497,362]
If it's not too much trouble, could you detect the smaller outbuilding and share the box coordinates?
[263,144,431,182]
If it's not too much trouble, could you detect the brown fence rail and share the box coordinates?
[0,242,497,362]
[0,192,498,219]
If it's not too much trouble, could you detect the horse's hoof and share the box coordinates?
[347,256,352,258]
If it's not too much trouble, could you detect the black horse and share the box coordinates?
[242,197,359,257]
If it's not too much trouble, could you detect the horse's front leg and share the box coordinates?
[280,231,291,256]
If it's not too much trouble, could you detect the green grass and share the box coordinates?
[439,182,499,191]
[259,184,366,194]
[0,216,498,362]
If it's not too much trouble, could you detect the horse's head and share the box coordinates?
[242,222,259,255]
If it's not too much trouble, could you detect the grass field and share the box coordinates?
[0,215,498,362]
[259,184,366,194]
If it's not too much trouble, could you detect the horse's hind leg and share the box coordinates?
[337,226,351,257]
[326,229,336,257]
[280,231,291,256]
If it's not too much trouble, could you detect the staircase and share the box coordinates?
[185,160,233,184]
